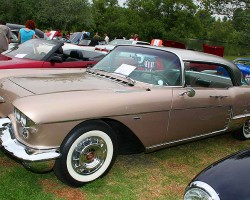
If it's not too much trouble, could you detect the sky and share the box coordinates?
[118,0,126,6]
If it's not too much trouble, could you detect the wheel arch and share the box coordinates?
[67,118,145,155]
[102,118,145,154]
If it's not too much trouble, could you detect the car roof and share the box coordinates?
[140,45,237,68]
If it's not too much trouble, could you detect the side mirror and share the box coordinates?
[50,56,63,63]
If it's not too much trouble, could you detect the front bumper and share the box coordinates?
[0,118,61,172]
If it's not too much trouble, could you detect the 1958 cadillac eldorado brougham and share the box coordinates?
[0,45,250,187]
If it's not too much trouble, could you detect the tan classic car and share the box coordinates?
[0,45,250,187]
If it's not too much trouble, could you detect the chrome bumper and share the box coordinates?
[0,118,61,172]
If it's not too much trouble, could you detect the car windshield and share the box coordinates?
[234,59,250,66]
[5,39,58,61]
[109,39,133,45]
[92,46,182,86]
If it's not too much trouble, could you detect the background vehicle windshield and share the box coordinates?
[109,39,133,45]
[234,58,250,66]
[93,46,182,86]
[6,39,57,61]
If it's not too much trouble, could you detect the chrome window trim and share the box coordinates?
[232,114,250,120]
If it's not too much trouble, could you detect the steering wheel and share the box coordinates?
[140,71,169,86]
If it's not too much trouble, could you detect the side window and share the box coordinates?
[185,62,233,88]
[136,55,182,86]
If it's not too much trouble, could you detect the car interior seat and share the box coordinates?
[66,50,84,61]
[53,46,64,59]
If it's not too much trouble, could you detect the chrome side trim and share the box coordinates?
[186,181,220,200]
[147,108,235,152]
[146,127,228,152]
[224,107,233,129]
[0,118,60,162]
[232,113,250,120]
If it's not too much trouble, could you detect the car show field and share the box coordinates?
[1,0,249,198]
[0,133,250,199]
[1,43,250,195]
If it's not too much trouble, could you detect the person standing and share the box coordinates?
[134,34,139,41]
[18,20,36,44]
[104,33,109,44]
[0,20,11,53]
[93,32,100,40]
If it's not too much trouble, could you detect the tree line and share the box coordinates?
[0,0,249,54]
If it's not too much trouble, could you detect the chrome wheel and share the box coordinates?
[72,136,107,175]
[53,121,118,187]
[66,130,114,183]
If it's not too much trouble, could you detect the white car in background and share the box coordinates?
[95,39,150,53]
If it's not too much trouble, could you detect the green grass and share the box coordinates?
[1,133,250,200]
[224,55,250,61]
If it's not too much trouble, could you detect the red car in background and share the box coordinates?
[0,39,105,69]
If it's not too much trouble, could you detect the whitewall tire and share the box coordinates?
[54,121,118,187]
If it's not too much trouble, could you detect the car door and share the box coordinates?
[42,59,96,68]
[166,62,234,142]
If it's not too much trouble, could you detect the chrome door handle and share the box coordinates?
[179,88,196,97]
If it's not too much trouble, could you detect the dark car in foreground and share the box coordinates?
[0,45,250,187]
[184,147,250,200]
[0,38,104,69]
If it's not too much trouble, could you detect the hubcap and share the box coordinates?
[71,136,107,175]
[243,120,250,138]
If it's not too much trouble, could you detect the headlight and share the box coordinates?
[184,187,212,200]
[14,108,21,121]
[184,181,220,200]
[20,114,27,125]
[14,107,38,139]
[14,108,34,127]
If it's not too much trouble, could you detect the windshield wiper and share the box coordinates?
[111,71,135,86]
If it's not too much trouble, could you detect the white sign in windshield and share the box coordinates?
[15,54,27,58]
[114,64,136,76]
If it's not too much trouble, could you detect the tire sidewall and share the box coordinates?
[243,122,250,139]
[66,130,114,182]
[56,121,117,186]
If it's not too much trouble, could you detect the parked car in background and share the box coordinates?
[184,147,250,200]
[69,32,105,48]
[233,58,250,84]
[0,45,250,187]
[7,23,45,50]
[95,39,150,53]
[0,38,105,69]
[7,23,44,38]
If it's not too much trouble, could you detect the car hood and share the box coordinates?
[194,148,250,200]
[8,71,133,95]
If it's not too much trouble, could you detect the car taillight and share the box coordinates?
[102,49,109,52]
